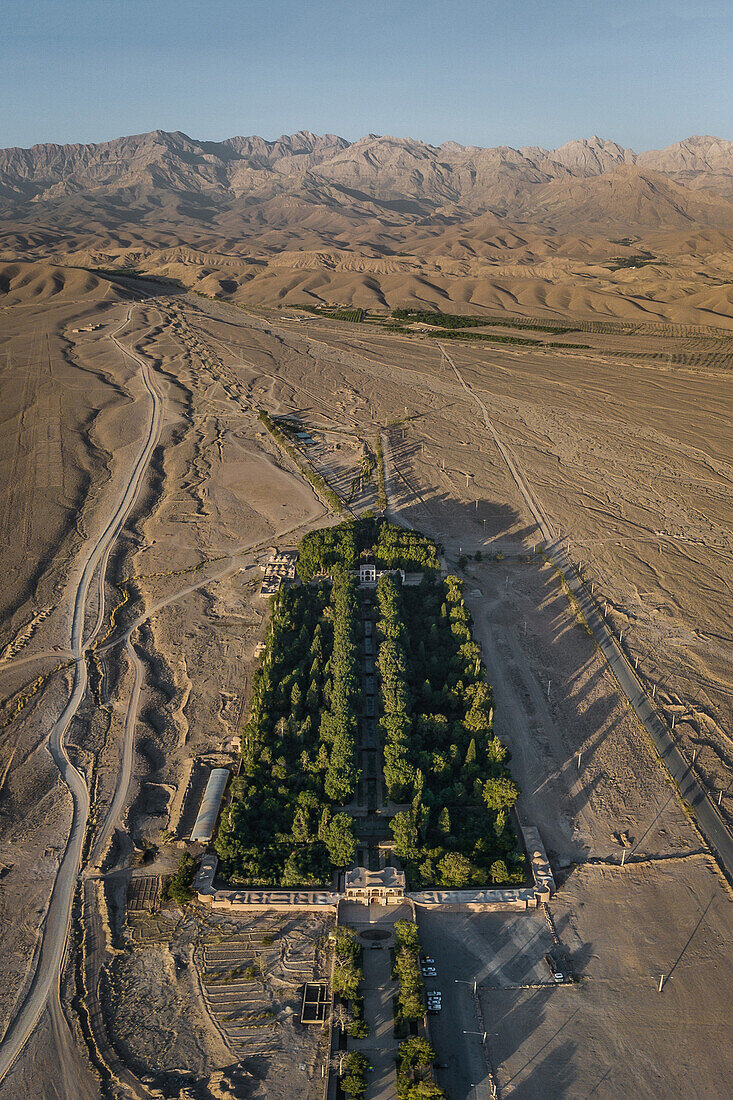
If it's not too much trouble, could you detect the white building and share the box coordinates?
[343,866,406,905]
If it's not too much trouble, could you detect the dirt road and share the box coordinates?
[0,307,164,1083]
[86,632,144,868]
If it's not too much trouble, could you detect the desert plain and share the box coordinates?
[0,130,732,1098]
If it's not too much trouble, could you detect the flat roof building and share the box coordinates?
[343,866,406,905]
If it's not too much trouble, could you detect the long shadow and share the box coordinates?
[511,1036,579,1099]
[485,985,579,1098]
[387,432,535,545]
[664,891,716,985]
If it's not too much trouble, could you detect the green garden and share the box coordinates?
[377,569,523,888]
[296,514,440,582]
[215,517,524,890]
[215,572,361,885]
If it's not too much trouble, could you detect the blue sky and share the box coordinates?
[3,0,732,151]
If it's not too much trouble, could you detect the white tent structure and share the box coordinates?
[190,767,230,842]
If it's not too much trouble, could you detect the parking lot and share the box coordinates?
[417,909,557,1098]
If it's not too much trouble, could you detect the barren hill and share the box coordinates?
[2,128,733,323]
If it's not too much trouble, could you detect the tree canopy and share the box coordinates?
[215,577,360,886]
[373,572,523,887]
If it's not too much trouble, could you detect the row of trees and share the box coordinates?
[333,926,369,1041]
[375,432,387,511]
[397,1037,446,1100]
[320,572,361,802]
[333,926,363,1000]
[377,575,416,799]
[375,573,524,889]
[258,410,345,514]
[296,516,440,582]
[215,579,360,885]
[393,919,424,1023]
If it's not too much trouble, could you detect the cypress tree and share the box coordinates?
[438,805,451,836]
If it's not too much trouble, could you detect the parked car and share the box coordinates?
[544,953,566,983]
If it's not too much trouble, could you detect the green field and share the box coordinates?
[294,304,365,322]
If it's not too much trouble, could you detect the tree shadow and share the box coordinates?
[387,432,537,547]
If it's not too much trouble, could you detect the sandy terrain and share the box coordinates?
[4,131,733,332]
[481,858,733,1098]
[102,904,332,1098]
[0,266,730,1097]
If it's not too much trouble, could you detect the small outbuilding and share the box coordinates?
[300,982,329,1024]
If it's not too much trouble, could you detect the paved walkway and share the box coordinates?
[353,941,398,1100]
[341,903,412,1100]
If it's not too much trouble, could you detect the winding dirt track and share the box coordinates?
[0,307,164,1083]
[86,633,144,869]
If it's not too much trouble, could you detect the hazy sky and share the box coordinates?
[3,0,732,150]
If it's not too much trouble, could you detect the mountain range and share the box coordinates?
[3,129,733,219]
[1,130,733,324]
